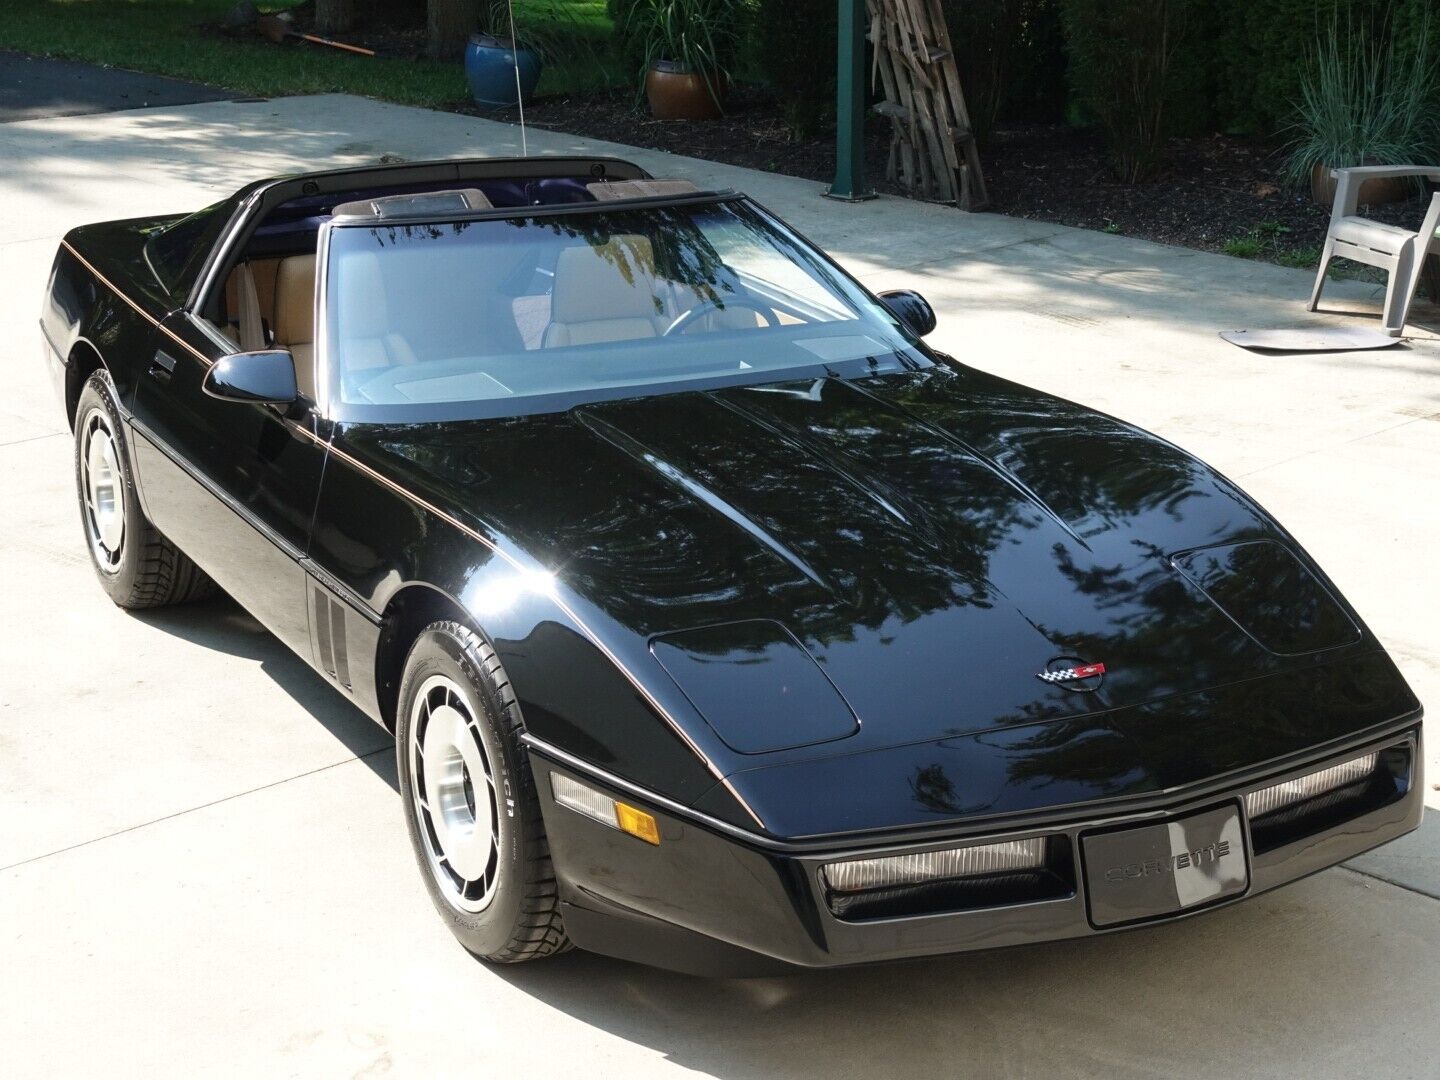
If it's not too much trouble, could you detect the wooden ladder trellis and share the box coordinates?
[867,0,989,210]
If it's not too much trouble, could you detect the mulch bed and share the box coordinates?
[457,85,1434,265]
[464,85,857,192]
[239,6,1431,264]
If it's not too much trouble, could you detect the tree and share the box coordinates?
[314,0,355,35]
[1061,0,1193,182]
[427,0,481,59]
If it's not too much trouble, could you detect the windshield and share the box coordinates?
[322,197,929,420]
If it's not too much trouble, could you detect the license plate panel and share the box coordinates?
[1082,803,1248,928]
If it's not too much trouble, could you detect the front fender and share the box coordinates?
[313,429,735,814]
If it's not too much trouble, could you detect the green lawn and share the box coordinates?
[0,0,620,108]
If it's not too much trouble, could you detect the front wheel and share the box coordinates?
[396,621,570,962]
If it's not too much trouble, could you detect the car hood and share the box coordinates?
[349,364,1381,773]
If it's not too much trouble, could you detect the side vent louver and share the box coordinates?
[312,586,352,690]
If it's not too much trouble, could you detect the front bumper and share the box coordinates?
[529,723,1423,976]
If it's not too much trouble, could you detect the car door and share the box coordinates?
[128,309,328,658]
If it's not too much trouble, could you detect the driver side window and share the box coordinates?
[211,254,320,402]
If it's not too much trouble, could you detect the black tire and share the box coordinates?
[396,620,570,962]
[73,370,215,609]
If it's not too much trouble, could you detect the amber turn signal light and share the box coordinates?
[552,773,661,845]
[615,802,661,845]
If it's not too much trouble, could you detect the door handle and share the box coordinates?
[148,349,178,382]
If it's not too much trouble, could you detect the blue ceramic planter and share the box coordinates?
[465,34,542,108]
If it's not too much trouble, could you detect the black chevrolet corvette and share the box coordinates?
[41,157,1422,974]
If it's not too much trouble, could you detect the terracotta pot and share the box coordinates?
[1310,163,1412,208]
[644,60,726,121]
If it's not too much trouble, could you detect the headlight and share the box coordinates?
[1244,751,1378,818]
[824,837,1047,893]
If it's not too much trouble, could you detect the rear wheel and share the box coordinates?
[73,370,214,609]
[396,620,570,962]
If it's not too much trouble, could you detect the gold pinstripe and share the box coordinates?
[62,240,213,367]
[63,238,766,830]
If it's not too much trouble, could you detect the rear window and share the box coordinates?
[145,200,232,298]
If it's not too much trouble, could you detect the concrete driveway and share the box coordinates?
[1,93,1436,1079]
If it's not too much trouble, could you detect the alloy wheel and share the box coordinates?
[80,410,125,570]
[408,674,502,912]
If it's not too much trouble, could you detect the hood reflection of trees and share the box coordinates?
[362,363,1249,669]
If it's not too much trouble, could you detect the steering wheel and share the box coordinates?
[662,298,778,337]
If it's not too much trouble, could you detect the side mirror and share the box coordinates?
[202,350,298,406]
[878,289,937,338]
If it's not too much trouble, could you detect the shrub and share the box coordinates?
[1213,0,1318,133]
[480,0,612,74]
[1215,0,1440,134]
[754,0,835,139]
[940,0,1066,144]
[608,0,650,81]
[612,0,750,104]
[1060,0,1196,182]
[1284,11,1440,187]
[622,0,747,106]
[1163,0,1221,136]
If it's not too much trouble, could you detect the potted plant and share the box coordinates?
[625,0,741,121]
[1286,15,1440,208]
[465,2,544,109]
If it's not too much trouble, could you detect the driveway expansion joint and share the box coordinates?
[0,744,392,874]
[1339,863,1440,903]
[0,431,65,448]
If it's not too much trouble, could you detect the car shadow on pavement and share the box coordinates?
[132,591,397,791]
[485,866,1423,1079]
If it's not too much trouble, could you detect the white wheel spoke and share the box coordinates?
[80,415,125,561]
[408,673,501,913]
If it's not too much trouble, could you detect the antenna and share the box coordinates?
[505,0,528,157]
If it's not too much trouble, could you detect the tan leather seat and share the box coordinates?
[336,252,417,381]
[543,237,663,348]
[222,258,281,349]
[272,254,317,399]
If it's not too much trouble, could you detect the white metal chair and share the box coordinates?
[1308,165,1440,336]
